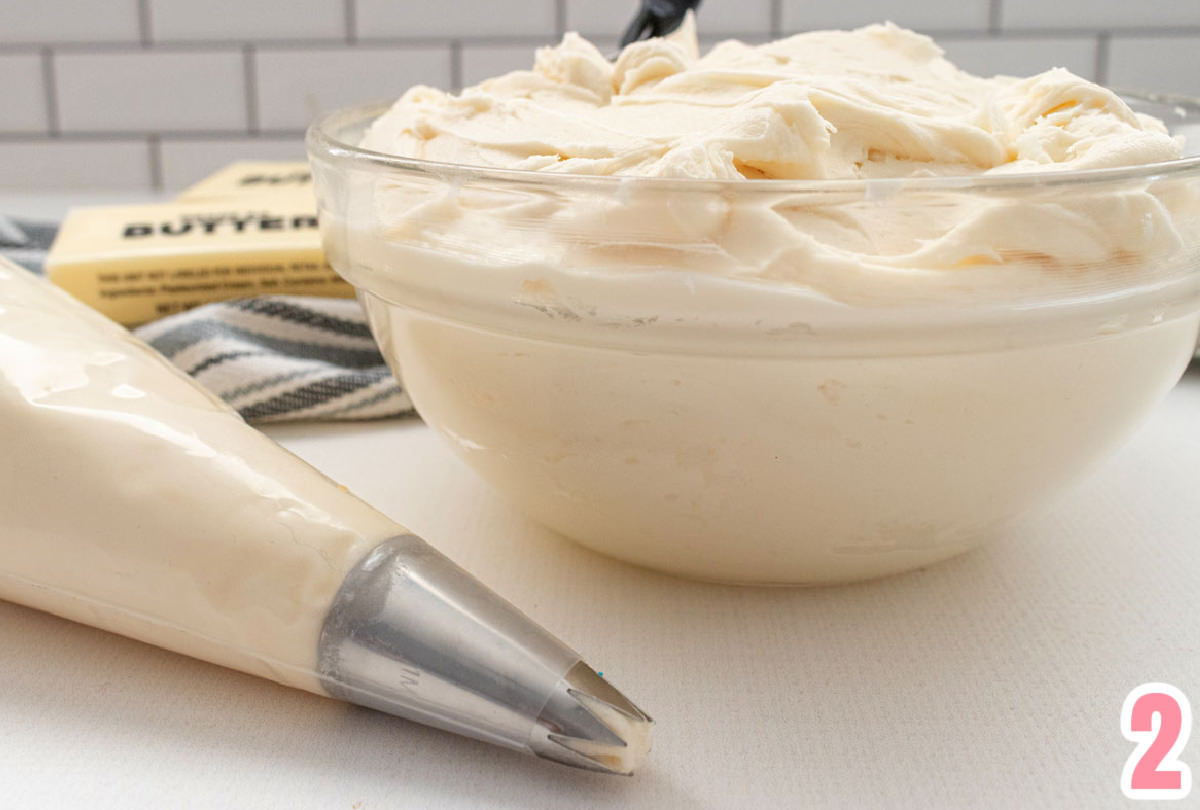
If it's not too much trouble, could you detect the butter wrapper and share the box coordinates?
[176,160,313,201]
[45,196,352,326]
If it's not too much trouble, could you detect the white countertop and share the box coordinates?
[1,192,1198,808]
[0,371,1195,808]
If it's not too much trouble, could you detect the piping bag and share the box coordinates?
[0,257,651,774]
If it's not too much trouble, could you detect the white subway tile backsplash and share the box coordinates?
[564,0,773,37]
[4,0,1196,193]
[1002,0,1200,31]
[356,0,557,39]
[0,140,151,189]
[1108,37,1200,96]
[55,51,247,133]
[0,54,49,133]
[781,0,990,33]
[149,0,346,42]
[0,0,141,44]
[255,47,451,130]
[159,136,305,189]
[939,36,1097,80]
[460,44,541,87]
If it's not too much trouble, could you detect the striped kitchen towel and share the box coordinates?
[1,213,413,423]
[135,297,412,422]
[0,214,55,274]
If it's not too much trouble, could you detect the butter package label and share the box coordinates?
[46,196,353,326]
[176,160,313,201]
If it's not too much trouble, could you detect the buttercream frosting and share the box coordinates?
[362,19,1182,181]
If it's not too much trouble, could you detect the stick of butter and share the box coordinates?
[176,160,313,201]
[45,194,353,326]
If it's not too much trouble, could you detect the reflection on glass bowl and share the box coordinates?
[308,93,1200,584]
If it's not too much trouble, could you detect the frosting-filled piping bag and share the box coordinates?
[0,257,651,775]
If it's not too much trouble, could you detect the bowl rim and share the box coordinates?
[307,90,1200,196]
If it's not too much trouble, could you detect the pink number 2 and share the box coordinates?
[1122,683,1193,800]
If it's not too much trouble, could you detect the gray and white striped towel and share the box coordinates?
[135,297,412,422]
[0,214,55,274]
[1,214,413,423]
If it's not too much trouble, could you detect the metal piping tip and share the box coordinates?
[318,536,653,775]
[529,662,654,775]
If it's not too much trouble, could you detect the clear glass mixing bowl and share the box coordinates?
[308,93,1200,584]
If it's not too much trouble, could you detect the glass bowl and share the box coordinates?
[307,93,1200,584]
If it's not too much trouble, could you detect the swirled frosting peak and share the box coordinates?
[362,18,1181,181]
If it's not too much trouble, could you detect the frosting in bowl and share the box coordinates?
[309,27,1200,583]
[361,19,1181,181]
[351,19,1197,304]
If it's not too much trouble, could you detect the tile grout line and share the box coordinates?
[137,0,153,47]
[0,26,1193,54]
[147,134,163,190]
[40,47,60,136]
[989,0,1003,34]
[770,0,783,37]
[555,0,566,37]
[0,131,309,146]
[79,29,1079,45]
[1094,32,1111,86]
[244,45,260,135]
[345,0,357,44]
